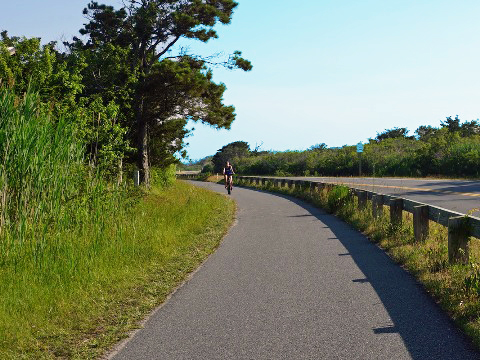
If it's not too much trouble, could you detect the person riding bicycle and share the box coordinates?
[223,161,235,189]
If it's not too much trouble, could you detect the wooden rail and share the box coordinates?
[178,174,480,264]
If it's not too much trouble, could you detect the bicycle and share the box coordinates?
[226,175,233,195]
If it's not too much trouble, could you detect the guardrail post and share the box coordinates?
[372,194,383,219]
[134,170,140,186]
[302,181,307,191]
[318,182,325,192]
[288,180,293,189]
[413,205,429,242]
[281,179,286,188]
[255,177,260,185]
[448,216,470,264]
[390,198,403,227]
[274,179,279,188]
[261,178,266,186]
[357,190,367,210]
[304,181,311,192]
[297,180,303,191]
[310,182,316,194]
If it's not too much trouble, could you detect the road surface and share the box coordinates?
[110,182,478,359]
[283,177,480,217]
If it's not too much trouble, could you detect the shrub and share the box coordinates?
[327,185,351,213]
[151,164,176,188]
[202,163,214,173]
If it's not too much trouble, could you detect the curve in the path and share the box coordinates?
[110,182,478,360]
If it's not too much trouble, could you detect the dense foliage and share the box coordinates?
[1,0,251,186]
[70,0,252,184]
[219,118,480,178]
[0,1,248,355]
[0,0,251,270]
[211,141,250,173]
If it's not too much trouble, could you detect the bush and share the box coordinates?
[151,164,176,188]
[202,163,214,173]
[327,185,352,213]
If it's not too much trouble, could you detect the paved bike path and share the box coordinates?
[111,182,478,359]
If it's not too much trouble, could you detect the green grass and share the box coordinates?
[0,181,235,359]
[0,73,235,359]
[236,178,480,350]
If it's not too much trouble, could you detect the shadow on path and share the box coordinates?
[239,186,479,360]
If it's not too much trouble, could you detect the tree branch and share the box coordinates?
[154,35,181,61]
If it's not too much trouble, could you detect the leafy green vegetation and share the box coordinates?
[0,1,247,356]
[0,85,235,358]
[1,0,252,186]
[237,178,480,349]
[214,117,480,178]
[68,1,252,185]
[0,180,234,359]
[327,185,351,213]
[211,141,250,173]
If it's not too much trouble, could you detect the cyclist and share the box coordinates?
[223,161,235,189]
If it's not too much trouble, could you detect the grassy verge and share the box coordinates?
[0,181,235,359]
[236,178,480,349]
[195,174,224,183]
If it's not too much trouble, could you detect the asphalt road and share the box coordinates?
[284,177,480,217]
[110,182,479,360]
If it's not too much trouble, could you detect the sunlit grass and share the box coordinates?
[0,181,234,359]
[0,88,235,358]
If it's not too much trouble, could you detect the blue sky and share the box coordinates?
[2,0,480,160]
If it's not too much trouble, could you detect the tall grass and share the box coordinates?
[0,87,81,241]
[0,86,236,358]
[0,86,127,273]
[0,86,132,357]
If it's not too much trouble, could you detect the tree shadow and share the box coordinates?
[352,278,369,284]
[373,325,397,334]
[239,187,479,359]
[287,214,315,218]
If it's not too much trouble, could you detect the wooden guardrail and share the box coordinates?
[177,173,201,179]
[235,176,480,265]
[178,173,480,265]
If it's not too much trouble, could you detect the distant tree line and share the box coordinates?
[205,116,480,178]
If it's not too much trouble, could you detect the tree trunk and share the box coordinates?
[136,96,150,186]
[134,53,151,186]
[117,157,123,186]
